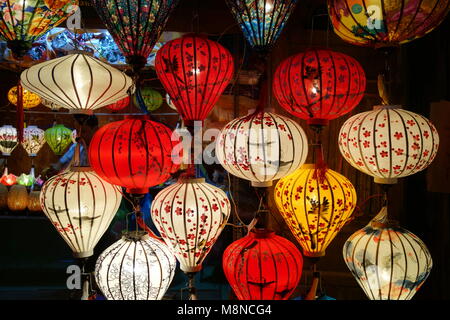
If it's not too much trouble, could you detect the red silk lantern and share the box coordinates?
[273,49,366,126]
[88,116,180,194]
[105,96,130,112]
[155,34,234,124]
[223,229,303,300]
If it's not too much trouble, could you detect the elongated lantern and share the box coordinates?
[21,53,133,114]
[151,178,231,273]
[338,105,439,184]
[223,229,303,300]
[273,49,366,126]
[0,125,18,156]
[155,34,234,124]
[22,125,45,157]
[274,164,357,257]
[216,111,308,187]
[95,231,176,300]
[343,206,433,300]
[8,86,41,109]
[40,167,122,258]
[44,124,73,156]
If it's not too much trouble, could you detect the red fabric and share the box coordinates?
[223,229,303,300]
[155,34,234,123]
[105,96,130,112]
[16,82,24,143]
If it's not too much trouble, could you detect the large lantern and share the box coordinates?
[40,167,123,258]
[95,231,176,300]
[7,86,41,109]
[338,105,439,184]
[328,0,450,48]
[22,125,45,157]
[0,0,78,58]
[216,111,308,187]
[44,124,73,156]
[273,49,366,126]
[223,229,303,300]
[274,164,357,257]
[343,206,433,300]
[155,34,234,124]
[88,116,179,194]
[105,96,130,112]
[0,125,18,156]
[134,88,163,112]
[21,53,133,114]
[151,177,231,273]
[225,0,298,52]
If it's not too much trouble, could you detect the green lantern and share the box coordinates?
[44,124,73,156]
[134,88,163,112]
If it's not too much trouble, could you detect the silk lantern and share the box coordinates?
[22,125,45,157]
[338,105,439,184]
[40,167,123,258]
[105,96,130,112]
[328,0,450,48]
[95,231,176,300]
[216,111,308,187]
[274,164,357,257]
[7,184,28,211]
[8,86,41,109]
[0,125,18,156]
[21,53,134,114]
[343,206,432,300]
[151,177,231,273]
[134,88,163,112]
[273,49,366,126]
[225,0,298,52]
[155,34,234,124]
[1,167,16,186]
[44,124,73,156]
[223,229,303,300]
[88,116,180,194]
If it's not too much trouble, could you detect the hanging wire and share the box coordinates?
[225,171,248,229]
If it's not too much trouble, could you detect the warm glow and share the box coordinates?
[7,86,41,109]
[22,125,45,157]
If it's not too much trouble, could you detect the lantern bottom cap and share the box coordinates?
[374,177,398,185]
[126,187,149,195]
[68,109,94,115]
[251,181,273,187]
[73,250,93,259]
[181,265,202,273]
[307,118,330,127]
[304,251,325,258]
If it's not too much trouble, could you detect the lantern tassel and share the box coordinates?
[16,81,24,143]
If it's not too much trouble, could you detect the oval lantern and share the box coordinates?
[8,86,41,109]
[156,34,234,124]
[21,53,134,114]
[44,124,73,156]
[134,88,163,112]
[151,177,231,273]
[273,49,366,126]
[41,97,62,111]
[7,184,28,211]
[343,206,433,300]
[0,125,18,156]
[22,125,45,157]
[216,111,308,187]
[274,164,357,257]
[88,116,180,194]
[223,229,303,300]
[27,190,42,212]
[338,105,439,185]
[328,0,450,48]
[95,231,176,300]
[105,96,130,112]
[40,167,123,258]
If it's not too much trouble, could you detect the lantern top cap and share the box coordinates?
[250,229,275,239]
[300,164,317,170]
[122,231,150,241]
[373,105,403,111]
[179,177,205,184]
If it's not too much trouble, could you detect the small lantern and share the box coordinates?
[17,173,35,187]
[1,167,16,186]
[0,125,18,156]
[22,125,45,157]
[134,88,163,112]
[8,86,41,109]
[44,124,73,156]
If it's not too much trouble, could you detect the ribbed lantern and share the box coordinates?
[225,0,299,52]
[273,49,366,126]
[151,178,231,273]
[105,96,130,112]
[155,34,234,124]
[343,206,433,300]
[95,231,176,300]
[21,53,134,114]
[88,116,180,195]
[328,0,450,47]
[22,125,45,157]
[40,167,123,258]
[338,105,439,184]
[216,111,308,187]
[274,164,357,257]
[223,229,303,300]
[44,124,73,156]
[7,86,41,109]
[0,125,18,156]
[134,88,163,112]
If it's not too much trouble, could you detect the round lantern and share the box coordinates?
[151,177,231,273]
[27,190,42,212]
[155,34,234,124]
[225,0,299,52]
[216,111,308,187]
[41,97,62,111]
[0,125,18,156]
[17,173,35,187]
[1,167,16,186]
[95,231,176,300]
[40,167,123,258]
[343,206,433,300]
[105,96,130,112]
[7,86,41,109]
[88,116,180,194]
[328,0,450,48]
[22,125,45,157]
[21,53,134,114]
[165,93,177,111]
[223,229,303,300]
[274,164,357,257]
[273,49,366,125]
[338,105,439,184]
[7,184,28,211]
[134,88,163,112]
[44,124,73,156]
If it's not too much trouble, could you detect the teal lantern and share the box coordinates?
[134,88,163,112]
[44,124,73,156]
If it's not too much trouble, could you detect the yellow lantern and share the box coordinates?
[274,164,357,257]
[7,86,41,109]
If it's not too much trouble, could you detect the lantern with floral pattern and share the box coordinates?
[22,125,45,157]
[0,125,18,156]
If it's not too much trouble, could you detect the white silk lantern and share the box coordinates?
[22,125,45,157]
[0,125,18,156]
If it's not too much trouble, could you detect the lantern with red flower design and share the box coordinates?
[223,229,303,300]
[104,96,130,112]
[155,34,234,125]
